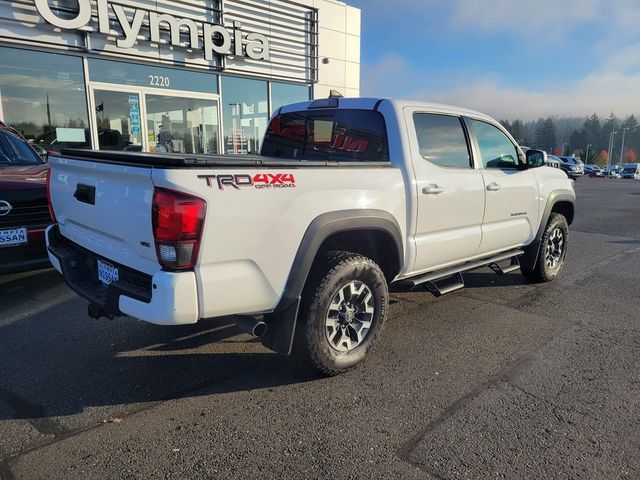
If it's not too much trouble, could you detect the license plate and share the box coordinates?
[97,259,119,286]
[0,227,28,247]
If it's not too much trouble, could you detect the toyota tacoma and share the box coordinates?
[46,98,575,374]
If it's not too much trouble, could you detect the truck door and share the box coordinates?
[466,118,539,255]
[407,110,485,272]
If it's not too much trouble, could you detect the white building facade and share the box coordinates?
[0,0,360,154]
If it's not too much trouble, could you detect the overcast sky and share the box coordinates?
[347,0,640,121]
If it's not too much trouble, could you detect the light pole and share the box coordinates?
[608,130,617,169]
[561,142,568,156]
[606,115,616,170]
[585,143,592,164]
[619,127,630,166]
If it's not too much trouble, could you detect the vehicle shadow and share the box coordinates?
[0,296,318,421]
[609,239,640,245]
[448,270,527,289]
[0,268,531,423]
[391,270,529,296]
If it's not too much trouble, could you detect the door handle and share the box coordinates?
[486,182,502,191]
[422,184,444,195]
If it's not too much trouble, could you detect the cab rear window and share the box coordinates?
[261,109,389,162]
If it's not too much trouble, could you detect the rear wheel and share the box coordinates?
[295,251,388,376]
[521,213,569,282]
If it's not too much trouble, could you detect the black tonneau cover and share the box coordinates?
[55,149,391,169]
[56,149,332,168]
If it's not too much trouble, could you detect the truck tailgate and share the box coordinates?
[48,155,159,275]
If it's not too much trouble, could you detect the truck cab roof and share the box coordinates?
[278,97,496,123]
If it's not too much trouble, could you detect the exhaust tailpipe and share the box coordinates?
[87,303,102,319]
[234,316,268,338]
[87,303,114,320]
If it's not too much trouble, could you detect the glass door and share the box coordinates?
[144,95,220,154]
[90,84,221,154]
[92,89,144,151]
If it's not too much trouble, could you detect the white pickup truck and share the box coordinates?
[46,97,575,375]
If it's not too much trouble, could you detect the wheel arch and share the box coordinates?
[521,190,575,271]
[550,200,574,225]
[279,210,403,309]
[538,191,575,238]
[261,210,403,355]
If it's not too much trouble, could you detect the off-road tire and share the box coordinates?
[521,213,569,282]
[295,251,388,376]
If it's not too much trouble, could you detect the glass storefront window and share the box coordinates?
[89,59,218,94]
[221,76,268,154]
[145,95,220,154]
[0,47,90,151]
[271,82,310,113]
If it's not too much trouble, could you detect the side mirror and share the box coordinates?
[526,149,546,168]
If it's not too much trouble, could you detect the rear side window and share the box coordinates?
[261,109,389,162]
[413,113,471,168]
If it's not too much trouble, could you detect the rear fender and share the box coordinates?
[261,209,403,355]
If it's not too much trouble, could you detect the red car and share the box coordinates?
[0,122,52,274]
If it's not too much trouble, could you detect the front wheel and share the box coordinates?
[521,212,569,282]
[295,251,389,376]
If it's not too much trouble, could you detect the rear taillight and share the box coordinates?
[46,168,56,223]
[152,188,206,270]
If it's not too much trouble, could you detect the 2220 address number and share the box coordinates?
[149,75,170,87]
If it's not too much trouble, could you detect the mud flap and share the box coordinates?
[519,239,541,272]
[261,297,301,355]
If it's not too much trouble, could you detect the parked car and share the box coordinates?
[584,165,603,176]
[557,156,584,179]
[545,154,562,169]
[0,121,52,274]
[604,165,622,179]
[621,163,640,180]
[46,98,575,374]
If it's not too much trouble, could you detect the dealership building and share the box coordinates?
[0,0,360,154]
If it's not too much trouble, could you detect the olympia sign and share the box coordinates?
[34,0,270,61]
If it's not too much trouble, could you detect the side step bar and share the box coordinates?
[424,272,465,298]
[398,249,523,297]
[488,256,521,276]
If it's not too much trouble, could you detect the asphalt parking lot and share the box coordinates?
[1,178,639,480]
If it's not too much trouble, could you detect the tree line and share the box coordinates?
[500,114,640,165]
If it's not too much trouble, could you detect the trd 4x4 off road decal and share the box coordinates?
[198,173,296,190]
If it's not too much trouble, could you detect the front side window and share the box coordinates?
[261,109,389,162]
[413,113,471,168]
[470,119,519,169]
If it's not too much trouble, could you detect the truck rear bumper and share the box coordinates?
[46,225,199,325]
